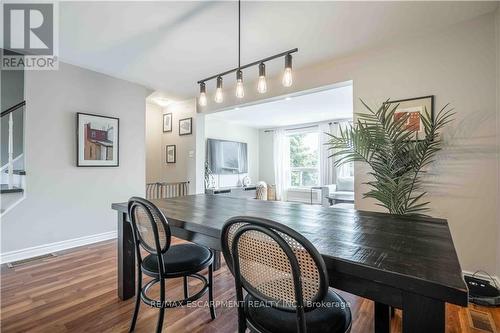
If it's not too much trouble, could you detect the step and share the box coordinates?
[0,184,24,194]
[3,170,26,175]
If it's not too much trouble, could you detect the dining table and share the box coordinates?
[111,194,468,333]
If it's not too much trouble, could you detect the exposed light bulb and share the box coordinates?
[198,82,207,106]
[257,63,267,94]
[282,67,293,87]
[257,76,267,94]
[235,70,244,98]
[214,76,223,103]
[236,80,244,98]
[215,88,223,103]
[199,92,207,106]
[282,54,293,87]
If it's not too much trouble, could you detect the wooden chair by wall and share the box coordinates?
[146,182,189,200]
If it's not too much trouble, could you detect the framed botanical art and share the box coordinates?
[383,95,434,139]
[179,117,192,136]
[77,113,119,167]
[166,145,176,163]
[163,113,172,132]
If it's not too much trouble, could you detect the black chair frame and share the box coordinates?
[222,216,338,333]
[128,197,216,333]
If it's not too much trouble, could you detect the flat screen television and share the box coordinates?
[206,138,248,174]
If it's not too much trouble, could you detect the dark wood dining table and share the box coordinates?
[111,194,467,333]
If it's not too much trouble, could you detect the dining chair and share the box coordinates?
[221,216,351,333]
[128,197,216,333]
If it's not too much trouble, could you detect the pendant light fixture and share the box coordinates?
[199,82,207,106]
[214,76,223,103]
[197,0,297,106]
[235,70,244,98]
[235,0,244,99]
[257,62,267,93]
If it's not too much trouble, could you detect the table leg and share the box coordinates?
[402,292,445,333]
[374,302,391,333]
[117,212,135,300]
[213,250,221,271]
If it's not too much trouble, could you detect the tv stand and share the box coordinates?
[206,186,256,199]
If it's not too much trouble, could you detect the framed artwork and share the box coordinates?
[163,113,172,132]
[77,113,119,167]
[384,95,434,139]
[179,117,192,136]
[166,145,176,163]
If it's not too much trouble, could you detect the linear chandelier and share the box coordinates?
[197,0,298,106]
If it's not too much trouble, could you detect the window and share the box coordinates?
[338,160,354,178]
[288,131,319,187]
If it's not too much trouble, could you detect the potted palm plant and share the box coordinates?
[326,100,454,216]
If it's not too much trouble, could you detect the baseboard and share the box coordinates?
[0,230,117,264]
[463,270,500,287]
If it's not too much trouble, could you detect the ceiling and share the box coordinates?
[206,84,353,128]
[58,1,497,100]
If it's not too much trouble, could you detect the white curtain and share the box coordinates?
[319,121,351,185]
[273,128,289,201]
[336,121,353,179]
[319,122,336,186]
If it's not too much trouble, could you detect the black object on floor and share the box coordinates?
[464,274,500,306]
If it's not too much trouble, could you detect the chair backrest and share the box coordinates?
[146,182,189,200]
[128,197,171,256]
[336,177,354,192]
[221,216,329,332]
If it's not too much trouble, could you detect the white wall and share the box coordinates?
[259,130,275,185]
[153,99,200,193]
[145,98,206,194]
[199,13,500,276]
[204,117,260,188]
[145,103,163,183]
[0,62,150,254]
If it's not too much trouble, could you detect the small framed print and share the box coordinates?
[384,95,434,140]
[166,145,176,163]
[163,113,172,132]
[76,112,119,167]
[179,117,192,136]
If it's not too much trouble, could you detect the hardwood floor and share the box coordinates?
[1,239,499,333]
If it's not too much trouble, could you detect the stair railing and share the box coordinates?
[1,101,26,189]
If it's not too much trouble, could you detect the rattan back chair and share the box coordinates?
[128,197,216,333]
[222,216,340,333]
[129,197,171,272]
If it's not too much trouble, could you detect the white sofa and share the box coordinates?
[321,177,354,207]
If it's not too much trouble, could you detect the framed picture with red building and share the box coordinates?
[77,113,119,167]
[383,95,434,141]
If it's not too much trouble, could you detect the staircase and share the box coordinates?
[1,101,26,215]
